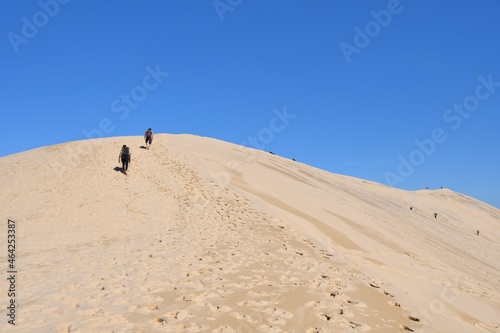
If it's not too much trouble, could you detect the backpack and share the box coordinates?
[145,130,152,138]
[121,146,130,157]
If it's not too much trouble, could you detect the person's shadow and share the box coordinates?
[114,166,125,173]
[139,145,147,150]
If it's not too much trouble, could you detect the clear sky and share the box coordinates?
[1,0,499,208]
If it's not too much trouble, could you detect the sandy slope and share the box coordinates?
[0,134,498,333]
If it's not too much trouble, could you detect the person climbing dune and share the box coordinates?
[144,128,154,150]
[118,145,131,175]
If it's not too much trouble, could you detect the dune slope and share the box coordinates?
[0,134,498,333]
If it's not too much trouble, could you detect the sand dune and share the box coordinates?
[0,134,498,333]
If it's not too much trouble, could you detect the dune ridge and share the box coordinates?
[0,134,498,333]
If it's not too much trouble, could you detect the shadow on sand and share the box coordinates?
[114,166,125,174]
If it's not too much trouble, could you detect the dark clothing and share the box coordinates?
[121,154,129,172]
[120,146,130,172]
[145,137,152,144]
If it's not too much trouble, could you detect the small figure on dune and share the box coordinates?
[410,206,413,210]
[119,145,131,175]
[144,128,154,150]
[433,212,438,219]
[476,230,480,236]
[426,186,429,189]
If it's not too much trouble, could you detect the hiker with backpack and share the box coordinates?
[119,145,131,175]
[144,128,154,150]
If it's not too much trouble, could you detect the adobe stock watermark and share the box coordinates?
[206,106,296,197]
[417,276,461,330]
[241,106,296,151]
[213,0,243,21]
[7,0,71,54]
[384,74,500,186]
[49,64,169,174]
[176,106,296,230]
[83,64,169,140]
[339,0,411,64]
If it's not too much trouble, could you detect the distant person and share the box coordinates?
[144,128,154,150]
[119,145,131,175]
[433,213,438,219]
[410,206,413,210]
[476,230,480,236]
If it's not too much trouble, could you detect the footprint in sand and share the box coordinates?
[336,293,362,307]
[400,324,415,332]
[206,303,232,313]
[306,328,328,333]
[406,314,420,322]
[143,304,159,312]
[347,320,365,329]
[267,316,287,325]
[257,324,282,333]
[180,292,219,303]
[212,326,237,333]
[317,312,339,322]
[238,299,270,307]
[186,323,210,332]
[232,311,258,323]
[162,310,193,321]
[247,290,270,297]
[266,307,293,319]
[389,300,401,307]
[161,322,209,332]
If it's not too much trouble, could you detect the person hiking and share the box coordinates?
[118,145,131,175]
[144,128,154,150]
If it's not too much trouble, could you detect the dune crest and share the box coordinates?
[0,134,499,333]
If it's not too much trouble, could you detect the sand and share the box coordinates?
[0,134,498,333]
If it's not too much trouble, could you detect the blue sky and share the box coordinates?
[1,0,499,208]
